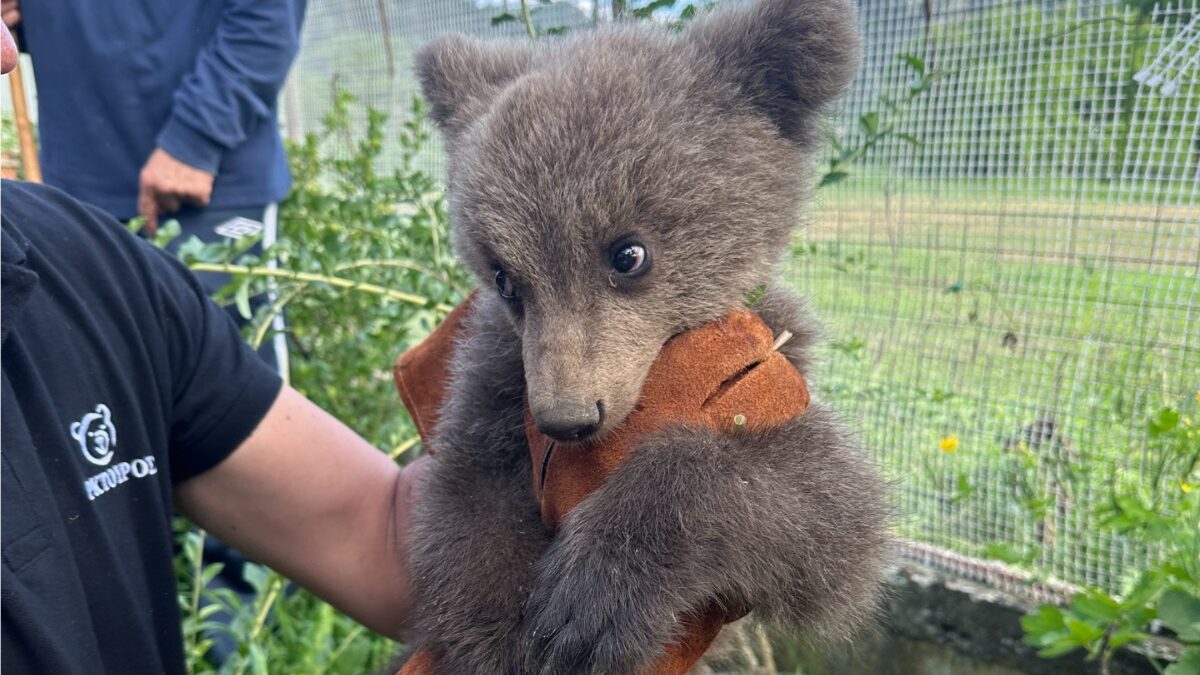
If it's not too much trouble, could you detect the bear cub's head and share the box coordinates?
[418,0,860,441]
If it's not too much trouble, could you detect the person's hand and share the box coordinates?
[137,147,214,234]
[0,20,15,74]
[1,0,19,28]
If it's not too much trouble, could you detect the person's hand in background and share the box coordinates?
[1,16,14,70]
[2,0,19,28]
[137,147,215,234]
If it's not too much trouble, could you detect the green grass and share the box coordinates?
[788,189,1199,592]
[817,173,1200,208]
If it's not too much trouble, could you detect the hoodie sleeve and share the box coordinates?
[156,0,305,174]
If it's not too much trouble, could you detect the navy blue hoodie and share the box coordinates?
[20,1,306,219]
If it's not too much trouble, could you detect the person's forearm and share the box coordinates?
[326,456,426,639]
[176,386,424,639]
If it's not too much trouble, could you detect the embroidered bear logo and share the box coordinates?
[70,404,117,466]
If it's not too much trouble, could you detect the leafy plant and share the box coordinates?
[819,53,942,188]
[1,118,24,179]
[175,522,393,674]
[1021,395,1200,674]
[168,93,469,673]
[176,92,469,455]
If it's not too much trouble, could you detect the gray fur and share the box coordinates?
[406,292,548,672]
[406,0,889,672]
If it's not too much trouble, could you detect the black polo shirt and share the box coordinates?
[1,181,283,674]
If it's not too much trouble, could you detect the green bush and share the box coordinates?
[169,93,469,674]
[1019,397,1200,674]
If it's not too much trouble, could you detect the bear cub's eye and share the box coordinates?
[612,243,648,275]
[495,268,517,299]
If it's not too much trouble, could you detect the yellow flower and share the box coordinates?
[939,435,959,453]
[1182,481,1194,494]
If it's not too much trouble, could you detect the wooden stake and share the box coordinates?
[7,50,40,182]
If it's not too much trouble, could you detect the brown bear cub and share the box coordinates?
[404,0,891,672]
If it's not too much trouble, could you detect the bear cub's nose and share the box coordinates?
[536,400,604,442]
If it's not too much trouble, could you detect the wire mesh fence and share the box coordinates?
[275,0,1196,599]
[795,0,1199,599]
[280,0,598,173]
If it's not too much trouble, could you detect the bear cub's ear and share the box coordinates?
[415,34,532,137]
[688,0,862,146]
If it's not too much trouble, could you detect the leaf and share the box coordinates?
[242,563,270,592]
[909,74,936,96]
[744,284,769,308]
[952,473,975,502]
[196,604,223,621]
[1097,493,1171,533]
[631,0,676,19]
[1063,616,1106,645]
[1122,570,1166,610]
[900,53,927,77]
[1158,589,1200,641]
[1021,605,1067,642]
[490,12,518,26]
[199,562,226,587]
[1037,636,1085,658]
[234,282,252,320]
[155,219,182,246]
[543,26,570,35]
[1150,407,1181,436]
[1107,628,1152,650]
[859,112,880,137]
[818,171,850,188]
[895,132,924,146]
[985,543,1034,565]
[1071,589,1122,624]
[680,4,696,19]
